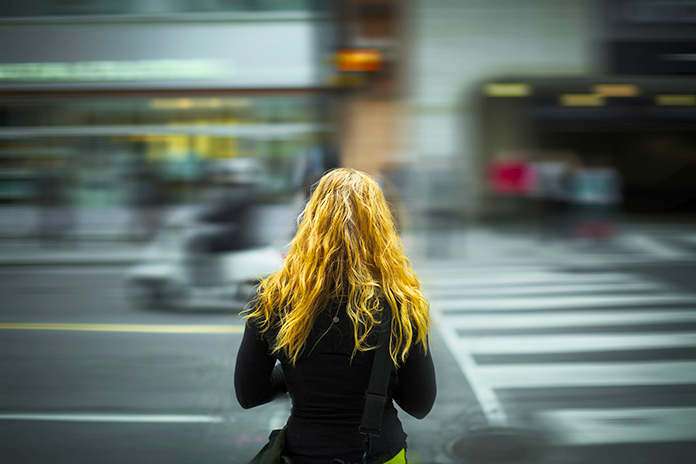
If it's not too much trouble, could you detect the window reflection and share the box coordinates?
[0,95,327,208]
[0,0,323,18]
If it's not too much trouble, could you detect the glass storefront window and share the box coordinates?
[0,94,328,207]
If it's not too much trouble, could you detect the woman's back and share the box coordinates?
[238,299,435,464]
[275,301,408,463]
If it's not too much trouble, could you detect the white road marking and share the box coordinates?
[423,263,552,274]
[0,414,223,423]
[432,272,638,288]
[436,282,666,298]
[447,310,696,330]
[536,407,696,445]
[480,361,696,388]
[439,294,696,312]
[625,236,685,258]
[464,332,696,354]
[432,302,509,426]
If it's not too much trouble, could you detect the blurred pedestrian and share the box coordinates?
[487,153,535,219]
[235,168,436,464]
[185,161,262,286]
[34,158,75,245]
[376,164,409,234]
[530,152,574,240]
[193,162,261,253]
[567,156,623,243]
[126,156,166,242]
[290,145,326,238]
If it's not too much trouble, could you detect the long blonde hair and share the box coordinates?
[244,168,430,366]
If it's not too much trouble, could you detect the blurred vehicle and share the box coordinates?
[125,208,284,311]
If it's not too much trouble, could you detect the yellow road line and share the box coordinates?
[0,323,244,334]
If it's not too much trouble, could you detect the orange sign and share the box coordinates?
[334,49,383,72]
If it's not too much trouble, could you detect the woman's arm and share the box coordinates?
[392,339,436,419]
[234,320,287,409]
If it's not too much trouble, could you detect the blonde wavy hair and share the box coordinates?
[244,168,431,366]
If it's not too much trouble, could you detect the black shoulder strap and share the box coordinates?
[359,311,393,437]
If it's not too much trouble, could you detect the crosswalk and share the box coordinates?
[422,261,696,448]
[414,228,696,267]
[576,231,696,264]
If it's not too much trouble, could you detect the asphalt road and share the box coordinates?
[0,265,480,464]
[2,257,695,464]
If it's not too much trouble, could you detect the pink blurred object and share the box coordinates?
[488,160,534,195]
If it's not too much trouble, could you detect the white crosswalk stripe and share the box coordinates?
[430,272,639,287]
[446,310,696,330]
[438,293,696,312]
[536,407,696,445]
[436,282,667,297]
[463,333,696,354]
[479,361,696,388]
[424,262,696,447]
[624,235,687,258]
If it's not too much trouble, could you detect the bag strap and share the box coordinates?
[360,320,392,436]
[357,309,393,464]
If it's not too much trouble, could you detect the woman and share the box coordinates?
[235,168,436,464]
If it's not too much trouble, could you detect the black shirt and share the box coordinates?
[234,300,436,464]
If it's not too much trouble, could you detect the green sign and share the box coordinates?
[0,60,233,82]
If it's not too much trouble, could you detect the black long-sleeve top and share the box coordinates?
[234,299,436,464]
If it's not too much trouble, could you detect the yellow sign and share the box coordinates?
[655,94,696,106]
[560,94,605,107]
[592,84,639,97]
[483,83,532,97]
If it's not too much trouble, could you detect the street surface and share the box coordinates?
[0,263,478,464]
[1,222,695,463]
[418,226,696,464]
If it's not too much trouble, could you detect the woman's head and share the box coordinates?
[246,168,430,365]
[295,168,398,289]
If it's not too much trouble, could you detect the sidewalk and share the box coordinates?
[1,204,695,267]
[0,203,301,267]
[408,219,696,270]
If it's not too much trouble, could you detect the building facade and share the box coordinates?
[0,1,333,209]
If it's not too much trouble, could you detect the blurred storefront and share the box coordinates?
[478,76,696,218]
[0,1,334,209]
[407,0,696,221]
